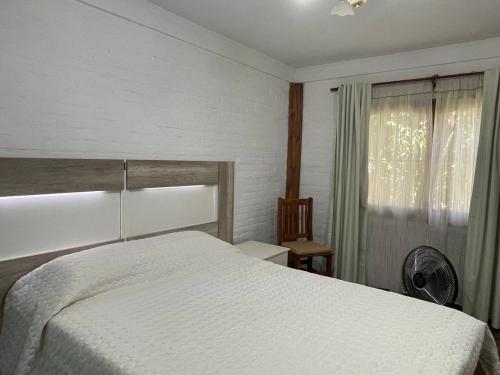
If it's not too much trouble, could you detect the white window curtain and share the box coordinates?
[429,76,483,227]
[366,76,483,296]
[368,82,433,218]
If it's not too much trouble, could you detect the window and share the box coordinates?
[368,75,483,226]
[368,82,432,217]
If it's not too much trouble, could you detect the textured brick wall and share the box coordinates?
[300,81,336,244]
[0,0,290,245]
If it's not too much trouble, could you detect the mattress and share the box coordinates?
[0,231,498,375]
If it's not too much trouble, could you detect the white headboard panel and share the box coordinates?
[0,192,121,261]
[122,185,218,239]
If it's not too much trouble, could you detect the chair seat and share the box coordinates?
[282,241,332,256]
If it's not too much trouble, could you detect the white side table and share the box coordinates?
[235,241,289,266]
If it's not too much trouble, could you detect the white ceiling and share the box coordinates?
[150,0,500,68]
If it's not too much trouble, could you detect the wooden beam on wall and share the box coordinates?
[286,82,304,199]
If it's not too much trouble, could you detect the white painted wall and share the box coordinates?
[0,0,292,247]
[295,37,500,83]
[299,37,500,290]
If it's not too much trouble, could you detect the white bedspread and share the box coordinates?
[0,231,499,375]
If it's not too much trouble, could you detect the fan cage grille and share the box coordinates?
[402,246,458,305]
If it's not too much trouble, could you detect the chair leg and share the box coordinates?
[325,254,333,277]
[294,255,302,270]
[307,257,313,272]
[287,252,294,267]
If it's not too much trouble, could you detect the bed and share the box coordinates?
[1,231,499,375]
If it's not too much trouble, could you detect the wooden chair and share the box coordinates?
[277,197,333,276]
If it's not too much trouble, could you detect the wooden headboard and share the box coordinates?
[0,157,234,324]
[125,160,234,242]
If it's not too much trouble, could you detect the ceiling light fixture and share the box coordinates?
[331,0,367,16]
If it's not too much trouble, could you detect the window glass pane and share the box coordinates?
[429,76,483,226]
[368,82,433,216]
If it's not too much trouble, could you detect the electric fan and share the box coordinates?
[402,246,458,306]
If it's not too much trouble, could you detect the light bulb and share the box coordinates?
[347,0,367,7]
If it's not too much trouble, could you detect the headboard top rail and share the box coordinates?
[0,158,124,196]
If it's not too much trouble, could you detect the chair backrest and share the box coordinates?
[277,197,313,244]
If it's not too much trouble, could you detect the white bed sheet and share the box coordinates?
[0,231,499,375]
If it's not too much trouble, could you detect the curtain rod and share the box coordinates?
[329,72,483,92]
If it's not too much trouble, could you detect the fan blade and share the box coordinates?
[418,286,440,304]
[331,0,355,16]
[430,262,448,276]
